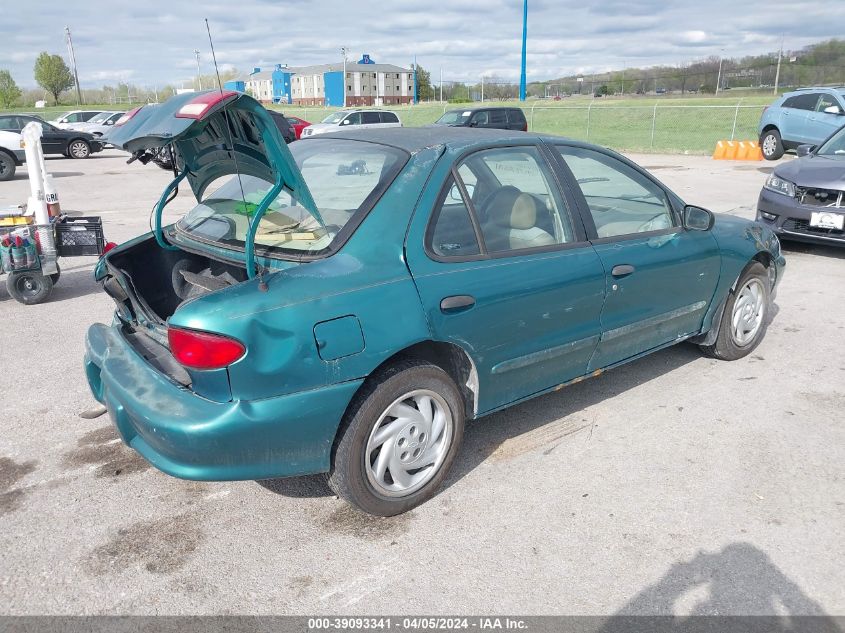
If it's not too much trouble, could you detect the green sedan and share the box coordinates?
[86,91,785,516]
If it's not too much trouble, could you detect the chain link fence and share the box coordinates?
[279,102,767,154]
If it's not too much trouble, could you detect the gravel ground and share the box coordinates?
[0,149,842,616]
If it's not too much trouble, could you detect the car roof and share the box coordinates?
[319,126,560,153]
[787,87,845,94]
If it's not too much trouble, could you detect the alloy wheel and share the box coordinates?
[69,141,90,158]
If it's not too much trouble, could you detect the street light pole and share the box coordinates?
[65,26,82,106]
[194,49,202,90]
[519,0,528,101]
[715,50,724,96]
[773,36,783,96]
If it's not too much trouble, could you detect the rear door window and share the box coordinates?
[380,112,399,123]
[783,93,820,110]
[489,110,507,126]
[428,176,481,258]
[362,112,380,124]
[508,109,526,125]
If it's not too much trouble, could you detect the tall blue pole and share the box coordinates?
[519,0,527,101]
[413,56,418,104]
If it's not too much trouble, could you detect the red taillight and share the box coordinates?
[522,122,528,132]
[175,91,238,119]
[101,241,118,256]
[168,327,245,370]
[114,106,142,126]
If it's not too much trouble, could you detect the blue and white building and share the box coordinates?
[241,64,294,104]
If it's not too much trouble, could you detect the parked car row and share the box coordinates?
[0,114,103,159]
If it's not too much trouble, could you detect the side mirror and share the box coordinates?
[683,205,714,231]
[796,144,815,157]
[823,105,844,115]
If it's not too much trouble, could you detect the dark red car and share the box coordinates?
[285,116,311,140]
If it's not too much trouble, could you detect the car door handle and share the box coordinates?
[611,264,635,278]
[440,295,476,313]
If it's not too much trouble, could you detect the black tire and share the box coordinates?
[760,129,784,161]
[6,271,54,305]
[327,359,465,516]
[68,139,91,159]
[700,262,770,360]
[50,263,61,285]
[0,152,15,181]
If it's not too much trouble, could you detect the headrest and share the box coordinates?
[487,187,538,230]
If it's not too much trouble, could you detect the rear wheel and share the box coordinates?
[760,129,784,160]
[68,140,91,159]
[700,262,769,360]
[0,152,15,181]
[327,359,465,516]
[6,271,54,305]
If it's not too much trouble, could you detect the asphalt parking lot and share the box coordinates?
[1,149,843,616]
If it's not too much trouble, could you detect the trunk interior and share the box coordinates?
[106,236,247,323]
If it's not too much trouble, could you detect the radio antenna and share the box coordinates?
[205,19,266,288]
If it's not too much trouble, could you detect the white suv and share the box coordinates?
[301,110,401,137]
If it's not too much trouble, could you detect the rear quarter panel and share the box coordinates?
[168,147,443,401]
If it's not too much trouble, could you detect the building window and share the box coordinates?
[396,73,399,78]
[346,73,351,78]
[373,73,377,78]
[347,85,351,91]
[396,86,400,90]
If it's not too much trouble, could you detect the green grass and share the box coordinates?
[3,93,775,154]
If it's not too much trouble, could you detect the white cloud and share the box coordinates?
[0,0,843,88]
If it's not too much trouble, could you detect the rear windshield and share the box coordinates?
[176,138,407,257]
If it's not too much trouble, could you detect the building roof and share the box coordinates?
[247,71,275,81]
[290,62,412,75]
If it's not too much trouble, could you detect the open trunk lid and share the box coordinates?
[104,91,322,279]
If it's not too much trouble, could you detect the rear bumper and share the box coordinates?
[84,323,362,481]
[757,188,844,247]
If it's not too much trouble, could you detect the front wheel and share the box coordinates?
[700,262,770,360]
[760,129,784,160]
[6,271,54,305]
[327,360,465,516]
[68,140,91,159]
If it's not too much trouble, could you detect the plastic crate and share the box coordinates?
[55,216,105,257]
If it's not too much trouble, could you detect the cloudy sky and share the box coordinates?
[2,0,843,89]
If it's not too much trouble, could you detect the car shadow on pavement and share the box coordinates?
[597,542,839,630]
[260,343,704,501]
[444,343,703,491]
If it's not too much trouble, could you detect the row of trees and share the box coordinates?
[537,38,845,97]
